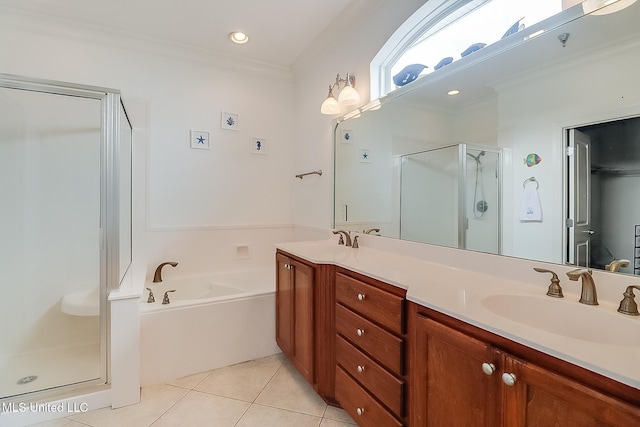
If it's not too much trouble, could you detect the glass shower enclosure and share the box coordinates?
[400,144,501,254]
[0,74,132,401]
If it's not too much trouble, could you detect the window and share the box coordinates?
[371,0,564,98]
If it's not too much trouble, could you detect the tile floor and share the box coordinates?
[31,353,357,427]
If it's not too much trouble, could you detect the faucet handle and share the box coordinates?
[146,287,155,303]
[162,290,176,305]
[533,268,563,298]
[352,236,359,248]
[617,285,640,316]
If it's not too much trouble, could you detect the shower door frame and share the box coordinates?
[0,73,127,396]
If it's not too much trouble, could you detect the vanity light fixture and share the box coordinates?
[447,89,460,96]
[229,31,249,44]
[320,73,360,115]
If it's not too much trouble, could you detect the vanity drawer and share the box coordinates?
[336,304,403,375]
[336,335,404,417]
[336,366,403,427]
[336,272,404,334]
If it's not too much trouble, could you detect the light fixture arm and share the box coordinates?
[320,73,360,115]
[330,73,356,93]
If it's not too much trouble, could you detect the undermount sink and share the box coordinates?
[481,294,639,347]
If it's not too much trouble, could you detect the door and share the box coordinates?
[411,315,502,426]
[503,357,640,426]
[567,129,592,267]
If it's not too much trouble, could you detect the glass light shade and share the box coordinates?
[338,85,360,106]
[321,96,341,115]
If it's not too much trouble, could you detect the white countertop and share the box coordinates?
[275,239,640,390]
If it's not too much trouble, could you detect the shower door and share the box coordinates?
[0,76,125,400]
[400,144,501,253]
[400,145,460,246]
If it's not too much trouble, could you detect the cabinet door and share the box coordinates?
[291,259,314,382]
[503,357,640,426]
[411,315,502,427]
[275,253,294,357]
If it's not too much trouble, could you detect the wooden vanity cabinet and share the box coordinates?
[276,251,315,383]
[409,302,640,426]
[275,250,335,400]
[334,269,407,427]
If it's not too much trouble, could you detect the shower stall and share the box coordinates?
[400,144,501,254]
[0,74,132,402]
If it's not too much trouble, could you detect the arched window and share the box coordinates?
[370,0,565,99]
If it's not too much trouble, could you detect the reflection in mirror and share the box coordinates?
[334,1,640,275]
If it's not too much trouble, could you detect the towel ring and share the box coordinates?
[523,177,539,189]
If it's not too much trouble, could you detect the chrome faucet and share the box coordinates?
[566,268,598,305]
[605,259,630,272]
[332,230,352,246]
[153,261,178,282]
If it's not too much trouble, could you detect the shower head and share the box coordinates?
[467,151,486,162]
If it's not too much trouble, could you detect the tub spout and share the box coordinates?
[153,261,178,282]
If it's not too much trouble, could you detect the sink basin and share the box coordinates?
[481,294,639,346]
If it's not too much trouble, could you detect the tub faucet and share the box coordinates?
[162,290,176,305]
[332,230,352,246]
[566,268,598,305]
[364,228,380,234]
[605,259,630,272]
[153,261,178,282]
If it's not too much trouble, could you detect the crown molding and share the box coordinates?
[0,7,293,82]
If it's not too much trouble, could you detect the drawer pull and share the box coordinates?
[356,407,365,416]
[357,365,365,373]
[356,328,365,336]
[481,362,495,376]
[502,372,517,387]
[357,293,366,301]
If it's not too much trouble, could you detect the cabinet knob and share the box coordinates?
[356,328,365,336]
[481,362,495,376]
[357,293,366,301]
[356,407,365,416]
[501,372,517,386]
[357,365,365,373]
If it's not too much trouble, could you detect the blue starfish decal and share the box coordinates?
[197,135,205,144]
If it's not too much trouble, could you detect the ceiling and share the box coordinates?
[0,0,354,68]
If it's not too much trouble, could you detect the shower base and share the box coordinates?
[0,343,101,400]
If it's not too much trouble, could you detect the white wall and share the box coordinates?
[290,0,428,231]
[496,40,640,263]
[0,11,300,276]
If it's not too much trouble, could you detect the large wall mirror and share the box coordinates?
[334,0,640,276]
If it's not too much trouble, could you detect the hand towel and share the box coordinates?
[520,186,542,221]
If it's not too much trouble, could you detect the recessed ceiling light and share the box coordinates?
[229,32,249,44]
[448,89,460,96]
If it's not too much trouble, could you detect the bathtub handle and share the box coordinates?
[162,290,176,305]
[146,288,155,303]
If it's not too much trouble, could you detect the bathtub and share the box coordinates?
[139,267,281,385]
